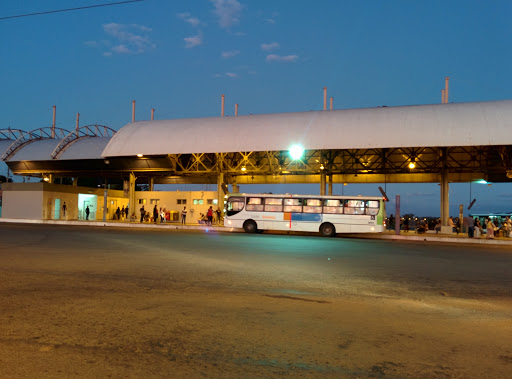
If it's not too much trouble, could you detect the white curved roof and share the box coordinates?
[102,100,512,157]
[7,136,111,161]
[10,139,60,161]
[59,137,111,160]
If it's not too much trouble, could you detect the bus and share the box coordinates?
[224,193,386,237]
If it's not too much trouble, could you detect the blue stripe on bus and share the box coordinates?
[291,213,323,222]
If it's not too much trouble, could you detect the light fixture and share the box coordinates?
[43,175,50,182]
[137,154,143,157]
[408,160,416,169]
[289,144,304,160]
[320,164,324,170]
[241,166,246,172]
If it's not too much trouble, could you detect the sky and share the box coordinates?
[1,0,511,216]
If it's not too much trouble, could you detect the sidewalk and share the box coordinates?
[1,218,511,246]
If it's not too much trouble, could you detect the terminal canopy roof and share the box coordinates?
[102,100,512,157]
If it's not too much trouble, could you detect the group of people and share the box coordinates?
[198,206,222,226]
[113,205,130,221]
[450,215,512,239]
[139,205,168,224]
[387,214,512,239]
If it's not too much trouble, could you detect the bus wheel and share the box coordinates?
[320,223,336,237]
[243,220,258,233]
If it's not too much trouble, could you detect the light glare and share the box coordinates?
[289,144,304,160]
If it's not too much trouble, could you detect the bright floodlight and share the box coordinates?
[289,144,304,160]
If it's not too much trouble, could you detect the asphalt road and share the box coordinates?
[0,223,511,378]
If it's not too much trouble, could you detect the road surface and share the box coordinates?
[0,223,511,378]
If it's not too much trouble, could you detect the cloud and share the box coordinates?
[266,54,298,63]
[177,12,201,27]
[261,42,279,51]
[210,0,242,28]
[184,32,203,48]
[266,11,279,24]
[213,72,238,78]
[112,44,131,54]
[221,50,240,59]
[99,23,155,55]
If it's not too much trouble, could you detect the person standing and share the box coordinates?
[467,216,475,238]
[62,202,67,218]
[121,205,125,220]
[207,206,214,226]
[153,205,158,223]
[85,206,90,220]
[181,206,187,224]
[116,207,121,220]
[486,218,495,239]
[140,205,145,223]
[215,207,222,225]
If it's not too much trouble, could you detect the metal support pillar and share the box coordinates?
[320,172,326,195]
[395,195,401,235]
[149,177,154,192]
[440,169,449,225]
[102,178,108,222]
[232,184,239,193]
[129,172,136,216]
[217,172,225,217]
[328,174,333,195]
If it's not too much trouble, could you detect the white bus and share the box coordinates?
[224,193,386,237]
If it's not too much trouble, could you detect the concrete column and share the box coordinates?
[149,177,154,192]
[217,173,225,217]
[440,169,451,233]
[320,172,326,195]
[328,174,333,195]
[129,172,136,216]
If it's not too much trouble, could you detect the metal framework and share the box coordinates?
[2,127,71,161]
[0,128,26,140]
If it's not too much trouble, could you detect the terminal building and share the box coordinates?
[1,99,511,230]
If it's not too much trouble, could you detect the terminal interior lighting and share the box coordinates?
[137,154,143,157]
[289,144,304,160]
[408,160,416,169]
[241,166,246,172]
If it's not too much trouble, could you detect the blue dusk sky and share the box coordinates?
[1,0,511,217]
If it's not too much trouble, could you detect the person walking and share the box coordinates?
[140,205,145,223]
[85,206,90,220]
[181,206,187,224]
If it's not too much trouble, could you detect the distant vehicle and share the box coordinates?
[224,193,386,237]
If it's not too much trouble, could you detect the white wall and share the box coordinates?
[2,190,43,219]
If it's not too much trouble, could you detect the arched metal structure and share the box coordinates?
[2,127,71,161]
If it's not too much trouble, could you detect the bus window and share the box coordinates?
[344,199,365,214]
[323,199,343,214]
[264,197,283,212]
[365,200,380,215]
[303,199,322,213]
[284,198,302,213]
[226,197,245,216]
[246,197,264,211]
